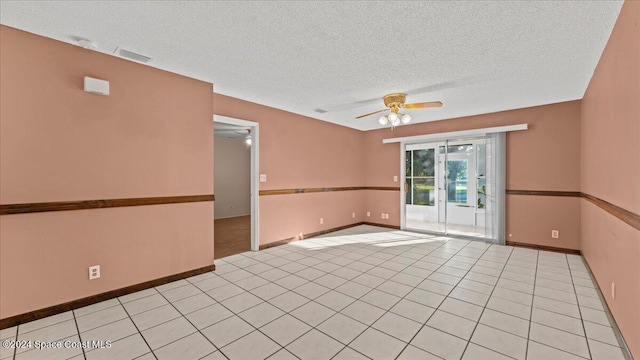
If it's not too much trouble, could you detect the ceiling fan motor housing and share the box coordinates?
[383,93,407,112]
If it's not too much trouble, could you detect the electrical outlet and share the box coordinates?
[367,211,370,217]
[352,212,356,218]
[552,230,559,238]
[612,282,616,299]
[381,213,385,219]
[259,174,267,182]
[393,176,398,182]
[89,265,100,280]
[509,234,513,237]
[320,217,324,225]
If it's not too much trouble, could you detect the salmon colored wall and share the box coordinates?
[364,190,401,227]
[213,93,367,244]
[214,137,251,219]
[580,1,640,356]
[363,101,582,249]
[261,191,366,245]
[0,26,214,318]
[0,204,213,318]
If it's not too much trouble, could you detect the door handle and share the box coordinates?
[455,204,474,208]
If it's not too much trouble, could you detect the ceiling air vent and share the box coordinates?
[314,108,327,113]
[114,47,152,64]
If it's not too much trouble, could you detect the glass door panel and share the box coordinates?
[405,145,441,233]
[404,136,501,242]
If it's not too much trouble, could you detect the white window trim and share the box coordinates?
[383,124,528,144]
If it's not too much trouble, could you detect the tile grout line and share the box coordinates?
[150,287,231,360]
[567,253,593,360]
[323,234,459,358]
[71,309,87,360]
[206,235,386,358]
[575,257,633,360]
[242,231,450,359]
[115,297,159,360]
[525,254,600,359]
[427,242,512,360]
[291,233,443,359]
[524,248,540,359]
[352,238,490,356]
[12,324,18,360]
[192,268,323,359]
[390,241,481,359]
[328,235,463,359]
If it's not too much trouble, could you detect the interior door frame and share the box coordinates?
[213,115,260,251]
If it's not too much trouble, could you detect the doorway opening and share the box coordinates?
[402,134,505,243]
[213,116,259,258]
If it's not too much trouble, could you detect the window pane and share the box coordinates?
[413,178,435,206]
[405,179,412,205]
[447,159,468,204]
[412,149,434,177]
[477,144,486,177]
[439,144,473,154]
[477,178,486,209]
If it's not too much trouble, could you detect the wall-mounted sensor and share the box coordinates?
[84,76,110,96]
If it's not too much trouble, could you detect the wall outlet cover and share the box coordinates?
[89,265,100,280]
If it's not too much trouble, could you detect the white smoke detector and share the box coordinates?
[77,38,98,50]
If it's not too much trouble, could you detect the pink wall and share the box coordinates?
[0,26,214,318]
[580,1,640,356]
[214,93,367,244]
[363,101,582,250]
[261,191,366,245]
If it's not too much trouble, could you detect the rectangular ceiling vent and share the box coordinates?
[314,108,328,113]
[114,47,152,64]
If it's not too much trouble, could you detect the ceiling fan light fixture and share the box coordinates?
[354,92,442,129]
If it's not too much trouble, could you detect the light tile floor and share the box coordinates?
[0,225,630,360]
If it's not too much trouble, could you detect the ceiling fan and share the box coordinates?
[356,93,442,127]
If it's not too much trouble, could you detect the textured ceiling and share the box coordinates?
[0,1,623,130]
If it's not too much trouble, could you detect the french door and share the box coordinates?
[402,134,505,243]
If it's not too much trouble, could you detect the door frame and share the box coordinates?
[400,133,510,243]
[214,115,260,251]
